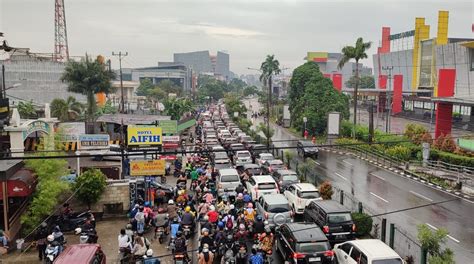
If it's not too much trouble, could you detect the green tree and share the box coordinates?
[345,75,375,88]
[61,56,116,122]
[164,98,193,120]
[73,169,107,209]
[198,78,226,102]
[289,62,350,135]
[224,93,247,117]
[260,54,281,148]
[338,37,372,138]
[136,78,154,96]
[95,100,117,116]
[284,150,294,169]
[257,122,274,146]
[17,101,37,119]
[51,96,84,122]
[226,78,247,93]
[417,224,455,263]
[243,85,259,97]
[157,79,183,97]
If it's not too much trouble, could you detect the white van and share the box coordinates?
[217,168,240,195]
[334,239,404,264]
[246,175,279,201]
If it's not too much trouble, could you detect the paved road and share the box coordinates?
[245,97,474,264]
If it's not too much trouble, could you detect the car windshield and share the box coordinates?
[267,203,290,213]
[248,168,262,175]
[237,152,250,158]
[297,242,329,253]
[221,175,239,182]
[328,213,352,223]
[214,152,228,159]
[298,191,320,199]
[270,164,284,169]
[373,259,403,264]
[282,175,298,182]
[260,155,274,160]
[258,183,276,190]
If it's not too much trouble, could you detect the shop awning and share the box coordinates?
[0,168,37,199]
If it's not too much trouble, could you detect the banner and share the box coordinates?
[58,122,85,141]
[130,160,165,176]
[159,120,178,134]
[162,136,180,142]
[127,126,162,146]
[78,134,110,150]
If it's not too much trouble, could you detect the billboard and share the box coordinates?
[307,52,328,62]
[327,112,341,135]
[58,122,85,141]
[127,126,162,146]
[159,120,178,134]
[78,134,110,150]
[130,160,166,176]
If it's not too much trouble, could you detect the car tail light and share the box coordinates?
[324,250,334,257]
[323,225,329,233]
[293,252,306,259]
[352,224,356,232]
[264,212,269,219]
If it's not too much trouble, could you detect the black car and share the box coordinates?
[249,144,267,162]
[297,140,319,159]
[276,222,335,264]
[303,200,355,244]
[272,169,300,191]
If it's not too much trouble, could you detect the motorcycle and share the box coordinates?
[221,248,236,264]
[190,180,198,191]
[75,228,98,244]
[56,210,91,232]
[44,244,59,264]
[174,253,188,264]
[155,226,166,244]
[182,225,193,239]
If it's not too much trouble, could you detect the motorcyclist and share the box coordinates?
[176,190,188,206]
[254,215,265,236]
[258,228,274,256]
[174,231,188,260]
[154,208,169,235]
[200,215,212,232]
[222,212,235,230]
[198,202,210,220]
[214,222,226,245]
[244,203,256,223]
[35,222,49,261]
[234,224,248,245]
[198,243,214,264]
[181,206,196,232]
[202,190,214,204]
[199,228,214,252]
[52,226,65,253]
[177,173,187,186]
[235,184,245,194]
[166,200,178,221]
[118,228,132,261]
[168,217,181,248]
[44,235,60,262]
[207,205,219,224]
[235,243,248,264]
[235,193,245,209]
[62,203,73,218]
[248,248,264,264]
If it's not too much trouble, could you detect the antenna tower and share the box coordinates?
[54,0,69,62]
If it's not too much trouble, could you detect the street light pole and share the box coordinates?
[267,75,271,151]
[112,51,128,113]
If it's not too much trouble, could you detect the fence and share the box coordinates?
[393,226,422,264]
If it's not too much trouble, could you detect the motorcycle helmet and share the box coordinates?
[168,199,174,205]
[247,203,253,209]
[229,204,235,210]
[238,193,243,199]
[256,215,263,221]
[217,221,225,229]
[201,228,209,234]
[47,235,54,242]
[264,220,269,226]
[185,206,191,213]
[146,249,153,257]
[203,215,209,221]
[227,234,233,240]
[209,205,215,211]
[53,226,60,232]
[126,224,132,229]
[265,226,271,234]
[40,222,47,228]
[188,194,193,200]
[74,227,82,235]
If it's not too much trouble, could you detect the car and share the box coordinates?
[255,194,293,228]
[284,183,322,214]
[239,163,263,176]
[229,143,246,156]
[205,138,218,145]
[53,244,106,264]
[217,168,241,195]
[256,153,274,166]
[334,239,404,264]
[212,150,230,163]
[304,200,356,244]
[234,150,252,165]
[297,140,319,159]
[261,159,285,174]
[246,175,279,201]
[272,169,300,191]
[276,222,334,264]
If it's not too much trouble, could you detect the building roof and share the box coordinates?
[0,160,24,181]
[431,97,474,106]
[96,114,171,125]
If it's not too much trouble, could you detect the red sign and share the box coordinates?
[158,155,177,160]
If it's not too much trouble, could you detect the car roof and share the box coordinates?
[243,164,260,169]
[299,140,316,146]
[310,200,351,213]
[285,222,328,242]
[268,159,283,164]
[219,168,239,175]
[259,153,273,157]
[236,150,250,154]
[53,244,100,263]
[252,144,266,148]
[344,239,402,259]
[276,169,297,175]
[262,193,288,204]
[252,175,276,183]
[293,183,318,191]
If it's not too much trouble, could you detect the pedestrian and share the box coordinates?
[135,206,146,233]
[35,222,49,261]
[304,130,309,139]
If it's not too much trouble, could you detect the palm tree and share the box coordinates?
[17,101,37,119]
[50,96,84,122]
[61,56,116,122]
[259,55,281,150]
[164,98,193,120]
[338,37,372,139]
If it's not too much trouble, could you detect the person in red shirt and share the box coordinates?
[304,130,309,139]
[207,205,219,223]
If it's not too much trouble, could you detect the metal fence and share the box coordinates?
[393,227,422,264]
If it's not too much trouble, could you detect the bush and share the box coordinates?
[340,120,353,138]
[351,212,373,236]
[319,180,334,200]
[73,169,107,209]
[430,149,474,167]
[405,124,428,144]
[385,145,411,161]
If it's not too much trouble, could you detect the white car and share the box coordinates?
[234,150,252,165]
[256,153,274,166]
[284,183,322,214]
[246,175,279,201]
[334,239,404,264]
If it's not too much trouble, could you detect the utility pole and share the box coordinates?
[383,66,394,133]
[112,51,128,113]
[267,75,271,151]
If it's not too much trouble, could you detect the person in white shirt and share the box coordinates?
[118,228,131,257]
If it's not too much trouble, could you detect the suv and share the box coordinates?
[234,150,252,166]
[334,239,403,264]
[284,183,322,214]
[304,200,356,243]
[246,175,279,201]
[256,194,293,228]
[276,223,334,264]
[272,169,300,191]
[297,140,319,159]
[217,168,241,195]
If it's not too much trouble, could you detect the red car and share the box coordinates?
[54,244,106,264]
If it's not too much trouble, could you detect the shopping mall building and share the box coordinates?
[372,11,474,137]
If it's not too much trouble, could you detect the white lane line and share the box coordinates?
[370,192,389,203]
[313,160,320,165]
[343,160,353,166]
[334,172,348,181]
[410,191,433,202]
[447,235,460,243]
[370,173,386,181]
[426,223,460,243]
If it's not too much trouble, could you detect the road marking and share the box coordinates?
[313,160,320,165]
[410,191,433,202]
[370,192,389,203]
[426,223,460,243]
[334,172,348,181]
[343,160,353,166]
[370,173,386,181]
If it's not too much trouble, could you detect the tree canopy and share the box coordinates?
[164,97,193,120]
[345,75,375,88]
[17,101,37,119]
[288,62,350,135]
[73,169,107,209]
[51,96,84,122]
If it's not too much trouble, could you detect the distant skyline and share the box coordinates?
[1,0,472,74]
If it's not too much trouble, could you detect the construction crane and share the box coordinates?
[54,0,69,62]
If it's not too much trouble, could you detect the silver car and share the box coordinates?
[256,194,293,228]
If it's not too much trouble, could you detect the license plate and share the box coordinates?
[309,257,321,262]
[336,235,346,239]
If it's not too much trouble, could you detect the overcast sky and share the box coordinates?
[1,0,472,74]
